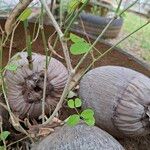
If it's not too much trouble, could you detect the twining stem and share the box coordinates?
[39,0,77,125]
[40,4,49,123]
[119,0,139,16]
[41,0,120,125]
[115,0,123,13]
[51,0,90,53]
[0,39,2,73]
[74,0,139,72]
[1,28,33,143]
[40,0,73,73]
[93,21,150,65]
[32,15,41,41]
[24,20,33,70]
[9,21,20,61]
[7,136,28,148]
[64,0,90,36]
[38,0,142,126]
[0,118,7,150]
[74,17,116,71]
[70,20,150,90]
[43,72,74,125]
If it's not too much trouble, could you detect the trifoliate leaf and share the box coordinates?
[75,98,82,107]
[70,42,91,55]
[67,99,75,108]
[66,114,80,126]
[70,33,85,43]
[81,109,94,119]
[84,117,95,126]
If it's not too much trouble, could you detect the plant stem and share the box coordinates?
[40,0,73,72]
[7,136,28,148]
[40,4,49,123]
[0,39,2,73]
[9,21,20,61]
[32,15,41,40]
[70,21,150,90]
[115,0,123,13]
[119,0,139,16]
[43,72,74,125]
[64,0,90,36]
[0,118,7,150]
[24,20,33,70]
[94,21,150,65]
[74,17,116,72]
[74,0,138,72]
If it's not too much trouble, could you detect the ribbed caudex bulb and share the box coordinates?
[5,52,68,119]
[31,124,124,150]
[79,66,150,137]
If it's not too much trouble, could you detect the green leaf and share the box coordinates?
[75,98,82,107]
[70,33,85,43]
[81,109,94,119]
[66,114,80,126]
[81,0,88,3]
[70,42,91,55]
[5,64,18,71]
[0,131,10,141]
[84,117,95,126]
[67,99,75,108]
[18,8,32,21]
[67,0,80,14]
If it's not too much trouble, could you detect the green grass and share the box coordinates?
[118,12,150,61]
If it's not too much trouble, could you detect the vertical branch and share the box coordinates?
[24,20,33,70]
[0,117,7,149]
[0,39,2,74]
[115,0,123,13]
[40,4,49,123]
[9,21,20,61]
[64,0,90,36]
[43,73,74,125]
[40,0,73,73]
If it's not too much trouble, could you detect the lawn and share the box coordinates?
[118,12,150,61]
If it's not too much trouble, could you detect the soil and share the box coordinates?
[0,18,150,150]
[0,19,150,77]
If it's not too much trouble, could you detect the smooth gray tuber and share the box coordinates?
[32,124,124,150]
[79,66,150,137]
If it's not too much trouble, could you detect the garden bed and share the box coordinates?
[0,19,150,77]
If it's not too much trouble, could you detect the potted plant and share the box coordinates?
[70,0,124,39]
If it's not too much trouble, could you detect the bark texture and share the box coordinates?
[32,124,125,150]
[5,52,68,119]
[79,66,150,137]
